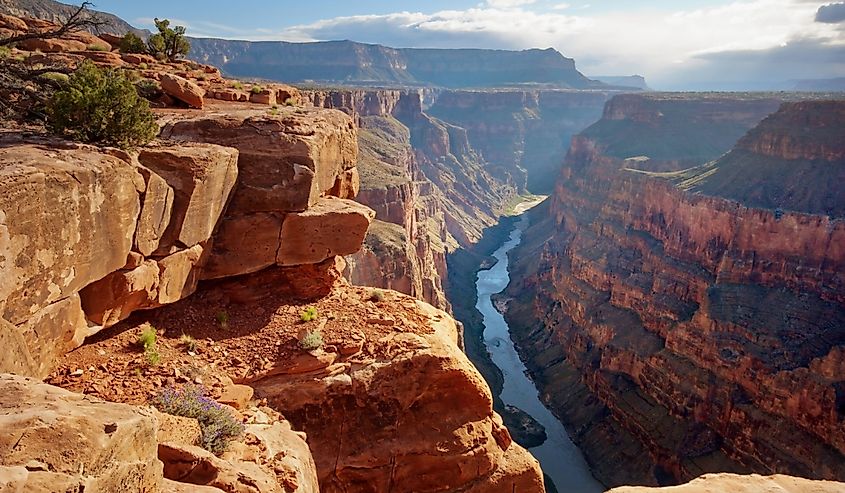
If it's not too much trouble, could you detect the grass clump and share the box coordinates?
[137,325,160,366]
[250,85,263,94]
[369,289,386,302]
[179,333,197,352]
[299,330,324,351]
[216,311,229,330]
[46,61,158,150]
[300,306,318,322]
[151,385,244,454]
[87,44,109,52]
[231,81,244,90]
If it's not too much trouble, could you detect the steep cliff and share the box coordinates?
[506,95,845,487]
[427,89,611,192]
[304,88,519,310]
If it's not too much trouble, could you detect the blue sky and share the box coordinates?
[82,0,845,89]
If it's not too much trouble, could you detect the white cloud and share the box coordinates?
[551,3,571,10]
[486,0,536,7]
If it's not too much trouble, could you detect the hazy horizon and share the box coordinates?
[81,0,845,90]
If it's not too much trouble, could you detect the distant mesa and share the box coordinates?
[588,75,651,90]
[187,39,605,89]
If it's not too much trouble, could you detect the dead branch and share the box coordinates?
[0,2,108,47]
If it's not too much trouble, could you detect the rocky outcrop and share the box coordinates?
[0,373,162,492]
[505,96,845,486]
[675,100,845,217]
[608,473,845,493]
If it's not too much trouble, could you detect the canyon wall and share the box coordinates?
[304,88,519,310]
[506,95,845,487]
[427,89,611,192]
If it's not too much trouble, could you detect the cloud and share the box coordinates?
[677,36,845,89]
[816,2,845,22]
[551,3,571,10]
[163,0,845,89]
[486,0,536,7]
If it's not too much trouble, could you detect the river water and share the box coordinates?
[475,214,604,493]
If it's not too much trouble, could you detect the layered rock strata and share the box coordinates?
[505,96,845,486]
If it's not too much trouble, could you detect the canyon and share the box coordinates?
[2,3,845,493]
[505,93,845,487]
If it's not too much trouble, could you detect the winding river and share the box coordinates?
[475,213,604,493]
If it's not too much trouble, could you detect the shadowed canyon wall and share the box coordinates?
[505,95,845,487]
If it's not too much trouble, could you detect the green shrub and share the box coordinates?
[119,32,147,54]
[46,61,158,149]
[137,325,160,365]
[87,44,108,52]
[147,18,190,61]
[300,306,318,322]
[231,81,244,90]
[0,46,12,58]
[250,85,263,94]
[138,62,148,70]
[299,330,323,351]
[151,385,244,454]
[135,78,160,98]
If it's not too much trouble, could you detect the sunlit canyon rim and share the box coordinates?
[0,1,844,492]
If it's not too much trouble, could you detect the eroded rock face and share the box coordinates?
[161,108,358,214]
[250,300,544,493]
[506,96,845,486]
[137,143,239,253]
[0,373,162,492]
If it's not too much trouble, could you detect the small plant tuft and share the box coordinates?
[215,311,229,329]
[231,81,244,90]
[299,330,324,351]
[87,44,108,52]
[300,306,318,322]
[151,385,244,454]
[179,333,198,352]
[47,61,158,149]
[369,289,386,302]
[250,85,263,94]
[137,324,161,366]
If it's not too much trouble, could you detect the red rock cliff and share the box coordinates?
[505,96,845,487]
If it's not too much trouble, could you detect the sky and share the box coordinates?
[83,0,845,90]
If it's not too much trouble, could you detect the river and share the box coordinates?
[475,212,604,493]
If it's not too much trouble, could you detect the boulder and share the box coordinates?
[276,196,374,266]
[0,14,27,31]
[607,473,845,492]
[154,409,202,447]
[249,89,276,106]
[159,442,279,493]
[122,53,158,65]
[18,294,90,377]
[161,108,358,214]
[80,244,205,327]
[99,32,124,50]
[72,49,125,67]
[137,143,239,253]
[0,374,162,492]
[218,384,254,410]
[160,73,205,109]
[0,318,38,377]
[17,37,87,52]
